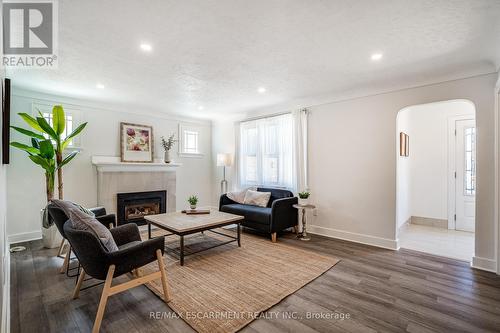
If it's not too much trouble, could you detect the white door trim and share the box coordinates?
[447,114,476,230]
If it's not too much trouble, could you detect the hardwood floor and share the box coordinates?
[10,232,500,333]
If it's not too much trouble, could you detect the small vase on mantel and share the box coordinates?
[164,150,171,164]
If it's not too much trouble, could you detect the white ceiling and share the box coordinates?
[7,0,500,120]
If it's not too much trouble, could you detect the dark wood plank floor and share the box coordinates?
[10,232,500,333]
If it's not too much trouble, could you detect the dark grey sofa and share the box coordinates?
[219,187,298,242]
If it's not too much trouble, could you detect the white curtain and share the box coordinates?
[232,122,241,191]
[292,108,308,192]
[237,110,308,193]
[239,113,294,189]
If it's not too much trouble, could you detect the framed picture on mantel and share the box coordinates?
[120,122,154,162]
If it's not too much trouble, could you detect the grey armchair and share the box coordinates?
[47,204,116,275]
[64,221,171,333]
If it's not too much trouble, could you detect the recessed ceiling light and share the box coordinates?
[257,87,266,94]
[371,53,383,61]
[140,43,152,52]
[198,106,204,111]
[96,83,105,89]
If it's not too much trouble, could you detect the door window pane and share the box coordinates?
[464,127,476,196]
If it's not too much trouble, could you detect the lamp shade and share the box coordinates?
[217,153,232,167]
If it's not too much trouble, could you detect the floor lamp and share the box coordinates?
[217,153,232,194]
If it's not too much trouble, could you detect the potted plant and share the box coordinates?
[188,195,198,210]
[298,191,310,205]
[161,134,177,163]
[10,105,87,248]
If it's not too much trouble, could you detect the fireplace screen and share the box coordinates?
[117,190,166,226]
[125,202,160,222]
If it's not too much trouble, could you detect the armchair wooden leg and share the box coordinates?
[72,269,86,299]
[60,247,71,274]
[156,249,171,303]
[56,238,65,257]
[293,225,298,234]
[271,232,277,243]
[92,265,115,333]
[89,256,171,332]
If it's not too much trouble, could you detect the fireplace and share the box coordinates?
[117,190,166,226]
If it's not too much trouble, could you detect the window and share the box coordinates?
[33,103,82,149]
[179,124,202,156]
[464,126,476,196]
[183,130,199,154]
[42,112,74,145]
[239,113,294,189]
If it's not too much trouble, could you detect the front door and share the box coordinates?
[455,119,475,232]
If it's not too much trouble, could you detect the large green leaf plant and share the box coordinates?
[10,105,87,203]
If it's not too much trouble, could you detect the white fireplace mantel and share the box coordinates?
[91,156,181,172]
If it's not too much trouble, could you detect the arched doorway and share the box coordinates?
[396,99,476,262]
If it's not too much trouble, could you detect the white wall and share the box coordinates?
[397,100,475,229]
[0,85,9,333]
[211,120,236,206]
[0,107,8,333]
[0,2,8,325]
[308,74,496,260]
[217,74,497,269]
[396,110,411,229]
[496,71,500,275]
[7,89,213,241]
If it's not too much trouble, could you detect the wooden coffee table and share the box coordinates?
[144,209,244,265]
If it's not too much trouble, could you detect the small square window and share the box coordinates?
[42,112,75,147]
[183,130,198,153]
[34,103,83,150]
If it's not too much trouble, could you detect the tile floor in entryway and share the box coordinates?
[398,224,474,262]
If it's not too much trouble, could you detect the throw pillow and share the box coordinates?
[243,190,271,207]
[227,187,256,204]
[51,199,118,252]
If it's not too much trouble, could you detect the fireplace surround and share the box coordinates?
[117,190,166,226]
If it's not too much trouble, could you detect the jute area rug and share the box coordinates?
[141,229,339,333]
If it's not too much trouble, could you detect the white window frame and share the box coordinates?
[32,102,83,152]
[238,113,294,190]
[178,123,203,157]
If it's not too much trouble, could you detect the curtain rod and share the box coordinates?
[239,108,308,123]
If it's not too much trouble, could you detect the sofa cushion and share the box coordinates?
[257,187,293,207]
[243,190,271,207]
[226,187,255,204]
[221,204,272,224]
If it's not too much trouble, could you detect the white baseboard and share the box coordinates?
[308,225,399,250]
[8,230,42,244]
[471,256,498,273]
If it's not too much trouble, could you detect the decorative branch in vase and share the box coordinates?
[161,134,177,163]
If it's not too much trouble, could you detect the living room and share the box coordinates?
[1,1,500,333]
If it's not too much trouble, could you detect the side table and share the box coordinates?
[292,204,316,241]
